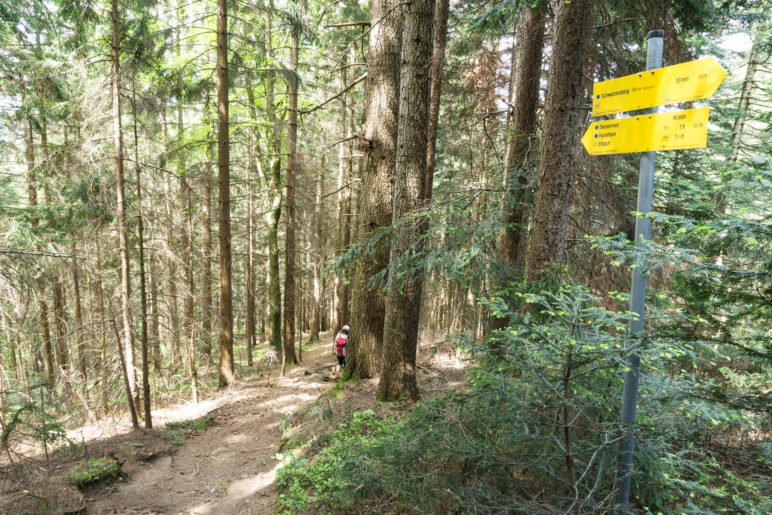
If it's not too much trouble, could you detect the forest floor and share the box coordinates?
[1,330,467,514]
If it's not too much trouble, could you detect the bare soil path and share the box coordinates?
[87,337,337,514]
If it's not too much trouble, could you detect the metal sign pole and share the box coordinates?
[614,29,664,513]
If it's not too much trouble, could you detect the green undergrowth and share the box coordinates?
[276,285,772,513]
[162,414,215,446]
[276,409,394,513]
[68,457,122,489]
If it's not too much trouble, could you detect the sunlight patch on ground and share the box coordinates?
[187,462,281,514]
[64,388,250,445]
[226,433,248,445]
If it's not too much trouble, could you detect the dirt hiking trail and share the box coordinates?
[0,331,466,514]
[87,337,338,514]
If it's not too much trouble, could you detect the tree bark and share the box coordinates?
[132,81,152,427]
[340,93,356,330]
[246,128,256,366]
[333,52,349,335]
[491,3,547,331]
[282,28,300,374]
[246,81,269,355]
[267,158,283,354]
[51,274,69,376]
[377,0,435,402]
[526,0,596,281]
[730,28,762,166]
[217,0,235,387]
[24,120,55,387]
[201,129,215,362]
[346,0,402,380]
[497,3,546,273]
[40,125,70,381]
[148,244,162,371]
[264,11,283,355]
[70,240,88,399]
[183,175,199,401]
[162,112,182,366]
[177,3,198,401]
[111,0,139,423]
[94,239,110,413]
[424,0,450,200]
[311,146,324,341]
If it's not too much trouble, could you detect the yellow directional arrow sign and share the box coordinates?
[582,107,709,155]
[592,57,726,117]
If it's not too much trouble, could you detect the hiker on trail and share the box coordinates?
[334,325,349,372]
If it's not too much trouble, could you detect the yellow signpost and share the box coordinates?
[581,107,709,155]
[595,32,728,512]
[591,57,726,117]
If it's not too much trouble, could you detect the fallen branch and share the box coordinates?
[326,21,371,28]
[300,72,367,115]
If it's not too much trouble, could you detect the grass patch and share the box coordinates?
[165,414,216,432]
[162,413,215,446]
[276,409,391,513]
[68,458,122,489]
[326,380,344,400]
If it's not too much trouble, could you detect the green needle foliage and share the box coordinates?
[278,282,770,512]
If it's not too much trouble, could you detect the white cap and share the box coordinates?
[342,325,350,332]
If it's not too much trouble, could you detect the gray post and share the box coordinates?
[613,29,664,513]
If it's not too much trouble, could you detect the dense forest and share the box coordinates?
[0,0,770,512]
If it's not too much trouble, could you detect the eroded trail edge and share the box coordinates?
[88,340,336,514]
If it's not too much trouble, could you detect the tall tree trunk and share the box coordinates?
[217,0,235,387]
[162,112,182,366]
[333,52,349,335]
[378,0,435,402]
[177,1,198,401]
[245,132,256,367]
[40,125,70,380]
[346,0,402,380]
[107,294,139,429]
[201,128,214,362]
[148,246,162,371]
[299,249,307,361]
[183,177,198,401]
[68,118,88,398]
[111,0,139,426]
[266,158,283,355]
[729,29,762,166]
[497,3,546,273]
[340,190,352,327]
[3,314,17,373]
[70,240,88,400]
[246,81,269,354]
[418,0,450,343]
[132,81,152,427]
[282,28,300,375]
[94,239,110,413]
[0,354,6,447]
[24,120,55,387]
[339,93,356,329]
[264,11,283,355]
[526,0,596,281]
[311,145,324,341]
[424,0,450,200]
[491,3,547,331]
[51,275,69,376]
